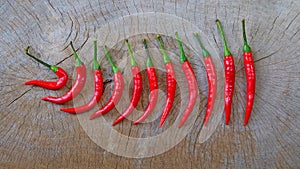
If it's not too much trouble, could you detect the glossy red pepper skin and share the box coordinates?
[178,61,198,128]
[60,70,103,113]
[42,64,87,104]
[25,67,68,90]
[133,66,158,124]
[243,52,255,125]
[113,66,143,125]
[90,72,124,119]
[203,56,217,125]
[160,62,176,127]
[224,55,235,124]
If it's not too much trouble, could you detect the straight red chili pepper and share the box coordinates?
[42,42,86,104]
[242,20,256,126]
[175,33,199,128]
[60,39,103,113]
[194,32,217,125]
[24,47,68,90]
[216,19,236,125]
[112,39,143,126]
[90,46,124,120]
[133,39,158,124]
[157,35,177,127]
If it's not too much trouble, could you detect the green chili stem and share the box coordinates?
[103,45,119,73]
[193,32,211,58]
[143,38,154,67]
[156,34,171,64]
[125,39,138,67]
[175,32,188,63]
[242,19,251,52]
[216,19,231,57]
[92,39,101,70]
[70,41,84,66]
[25,46,58,72]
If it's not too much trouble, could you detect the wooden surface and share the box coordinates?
[1,0,300,168]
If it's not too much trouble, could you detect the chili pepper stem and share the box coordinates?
[193,32,211,58]
[175,32,188,63]
[157,35,171,64]
[143,38,154,67]
[92,39,101,71]
[125,39,138,67]
[70,41,84,66]
[103,46,119,73]
[242,19,251,53]
[25,46,58,72]
[216,19,231,57]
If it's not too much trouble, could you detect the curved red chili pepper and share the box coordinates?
[24,46,68,90]
[157,35,176,127]
[61,40,103,113]
[90,46,124,120]
[175,33,199,128]
[216,19,236,125]
[133,39,158,124]
[113,40,143,126]
[242,20,256,126]
[42,42,86,104]
[194,32,217,125]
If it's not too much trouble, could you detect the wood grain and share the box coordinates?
[1,0,300,168]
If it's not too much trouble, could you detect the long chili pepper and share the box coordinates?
[42,42,87,104]
[157,35,176,127]
[193,32,217,125]
[89,46,124,120]
[216,19,236,125]
[24,47,68,90]
[60,39,103,113]
[133,39,159,124]
[242,20,256,126]
[112,39,143,126]
[175,33,199,128]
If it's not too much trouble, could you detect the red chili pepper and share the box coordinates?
[157,35,176,127]
[216,19,236,125]
[175,33,199,128]
[24,46,68,90]
[42,42,86,104]
[133,39,158,124]
[194,32,217,125]
[89,46,124,120]
[242,20,256,126]
[60,39,103,113]
[112,39,143,126]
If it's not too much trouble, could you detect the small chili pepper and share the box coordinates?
[133,39,158,124]
[216,19,236,125]
[42,42,87,104]
[193,32,217,125]
[242,20,256,126]
[112,39,143,126]
[60,39,103,113]
[90,45,124,120]
[175,33,199,128]
[24,46,68,90]
[157,35,177,127]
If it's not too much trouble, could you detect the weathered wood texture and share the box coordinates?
[1,0,300,168]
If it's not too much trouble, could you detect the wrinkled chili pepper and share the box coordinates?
[24,46,68,90]
[157,35,176,127]
[175,33,199,128]
[216,19,236,125]
[90,46,124,120]
[60,39,103,113]
[42,42,87,104]
[194,32,217,125]
[242,20,256,126]
[112,39,143,126]
[133,39,159,124]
